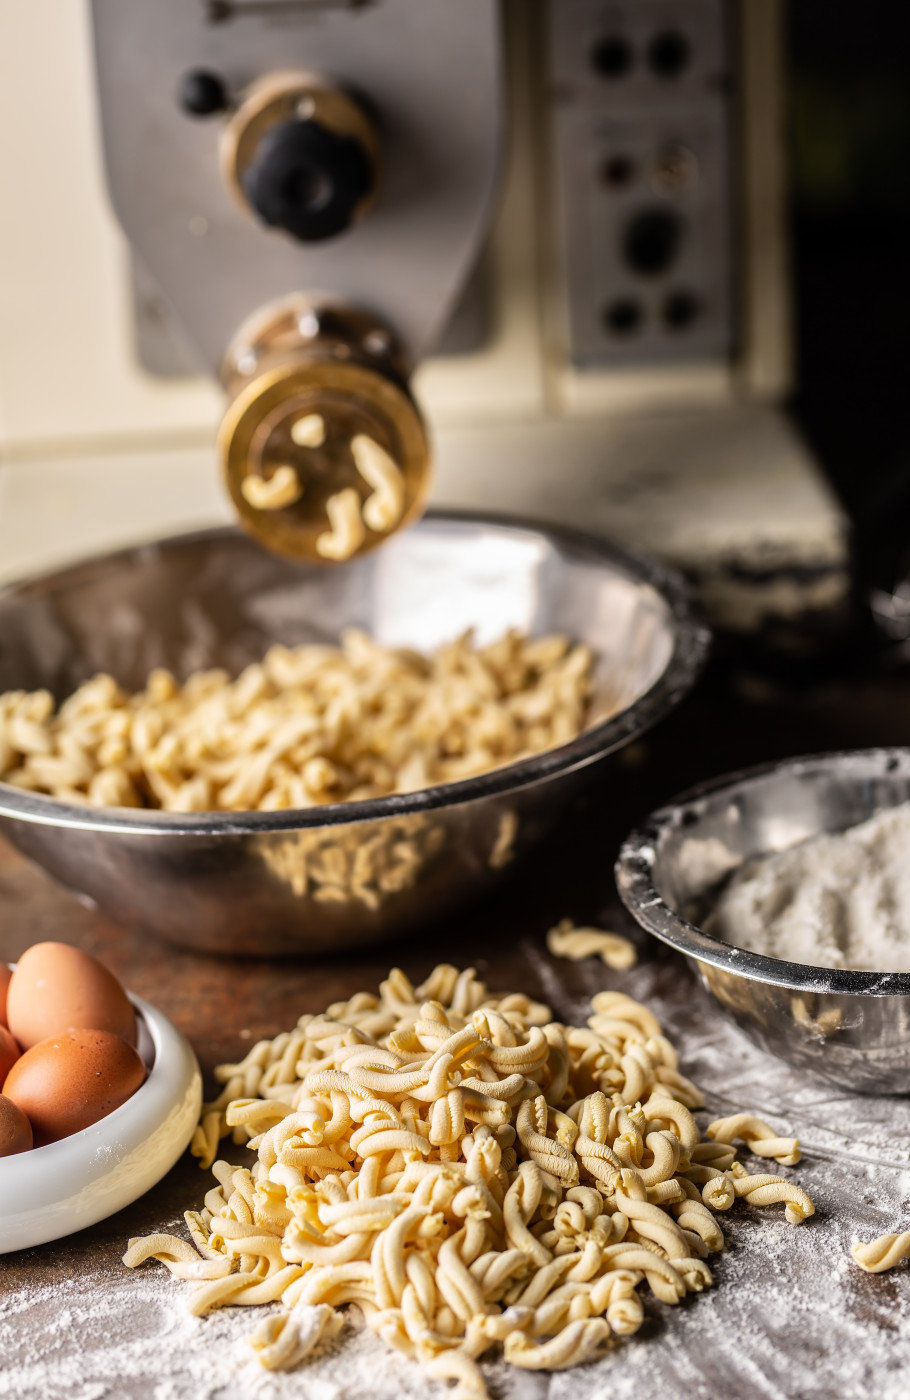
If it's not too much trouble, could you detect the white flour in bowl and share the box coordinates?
[705,801,910,971]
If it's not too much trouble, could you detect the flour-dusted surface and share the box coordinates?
[3,946,910,1400]
[705,801,910,972]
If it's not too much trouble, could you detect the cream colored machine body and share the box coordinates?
[0,0,847,634]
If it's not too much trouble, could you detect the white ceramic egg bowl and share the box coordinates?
[1,988,202,1253]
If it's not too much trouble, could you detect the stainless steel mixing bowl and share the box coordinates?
[0,512,708,955]
[617,748,910,1093]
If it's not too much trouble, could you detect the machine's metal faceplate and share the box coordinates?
[547,0,733,367]
[89,0,504,371]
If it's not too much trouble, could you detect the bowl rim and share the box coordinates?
[0,509,710,837]
[615,745,910,997]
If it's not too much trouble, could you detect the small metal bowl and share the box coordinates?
[616,748,910,1094]
[0,512,707,956]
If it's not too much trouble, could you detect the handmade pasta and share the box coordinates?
[851,1230,910,1273]
[0,628,593,814]
[706,1113,801,1167]
[124,963,814,1394]
[546,919,638,971]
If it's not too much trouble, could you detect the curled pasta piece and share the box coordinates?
[505,1317,610,1370]
[503,1162,550,1267]
[613,1184,689,1260]
[122,1233,233,1282]
[672,1196,725,1252]
[851,1230,910,1273]
[590,991,662,1040]
[546,919,637,971]
[731,1173,815,1224]
[606,1288,643,1335]
[599,1245,686,1304]
[700,1171,736,1212]
[707,1113,801,1167]
[286,1261,373,1308]
[644,1095,699,1152]
[575,1133,621,1193]
[636,1130,680,1187]
[691,1140,737,1171]
[426,1351,490,1400]
[188,1264,306,1316]
[515,1096,579,1188]
[248,1302,340,1371]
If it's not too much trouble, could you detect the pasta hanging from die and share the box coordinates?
[124,963,815,1395]
[241,464,304,511]
[316,487,367,561]
[351,433,405,533]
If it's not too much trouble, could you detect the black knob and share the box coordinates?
[178,69,230,117]
[242,118,373,242]
[623,209,684,275]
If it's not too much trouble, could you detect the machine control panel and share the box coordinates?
[547,0,733,368]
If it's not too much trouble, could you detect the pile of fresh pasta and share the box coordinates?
[125,961,815,1393]
[0,628,593,813]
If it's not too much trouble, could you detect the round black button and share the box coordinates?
[178,69,229,118]
[604,299,643,334]
[648,30,691,78]
[664,291,700,328]
[623,209,684,275]
[242,119,373,242]
[591,36,633,78]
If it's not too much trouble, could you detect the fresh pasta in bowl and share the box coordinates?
[0,628,594,814]
[0,516,707,951]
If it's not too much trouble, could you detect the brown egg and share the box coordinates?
[3,1029,146,1146]
[0,1093,32,1156]
[0,1025,19,1083]
[0,962,11,1028]
[7,942,137,1051]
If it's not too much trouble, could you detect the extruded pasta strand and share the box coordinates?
[241,464,303,511]
[316,487,366,561]
[351,433,405,533]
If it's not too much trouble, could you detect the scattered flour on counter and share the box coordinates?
[704,801,910,971]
